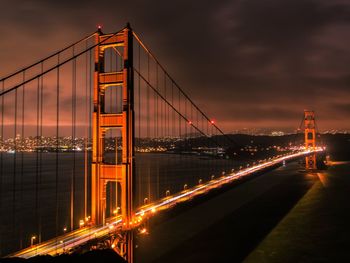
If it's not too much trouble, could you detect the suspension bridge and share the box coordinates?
[0,24,323,262]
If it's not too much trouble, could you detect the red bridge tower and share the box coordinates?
[304,110,317,170]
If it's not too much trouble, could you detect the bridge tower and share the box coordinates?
[304,110,317,170]
[91,24,134,261]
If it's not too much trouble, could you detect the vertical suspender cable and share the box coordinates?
[12,79,18,242]
[39,62,43,243]
[164,74,168,192]
[137,44,141,206]
[88,49,92,218]
[171,81,174,193]
[0,81,4,255]
[114,70,119,212]
[147,54,151,201]
[184,98,187,182]
[35,75,40,247]
[55,54,60,245]
[171,82,174,138]
[190,100,193,180]
[156,82,160,200]
[84,41,88,220]
[163,73,166,140]
[19,71,25,249]
[155,64,159,200]
[178,87,181,166]
[156,65,158,140]
[166,77,171,142]
[163,71,165,138]
[71,48,77,231]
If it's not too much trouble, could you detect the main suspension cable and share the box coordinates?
[0,32,97,82]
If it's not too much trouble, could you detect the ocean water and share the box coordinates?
[0,152,235,256]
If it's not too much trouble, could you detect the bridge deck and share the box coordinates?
[9,150,321,259]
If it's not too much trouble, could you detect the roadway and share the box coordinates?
[9,149,322,259]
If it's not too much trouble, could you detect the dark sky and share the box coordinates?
[1,0,350,132]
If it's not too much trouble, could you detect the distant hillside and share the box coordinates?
[319,133,350,160]
[190,133,350,160]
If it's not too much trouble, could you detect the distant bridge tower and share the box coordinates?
[91,24,134,261]
[304,110,316,170]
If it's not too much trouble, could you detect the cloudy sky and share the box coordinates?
[1,0,350,132]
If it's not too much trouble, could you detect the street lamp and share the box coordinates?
[60,240,65,252]
[139,227,148,235]
[31,235,36,247]
[113,207,120,215]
